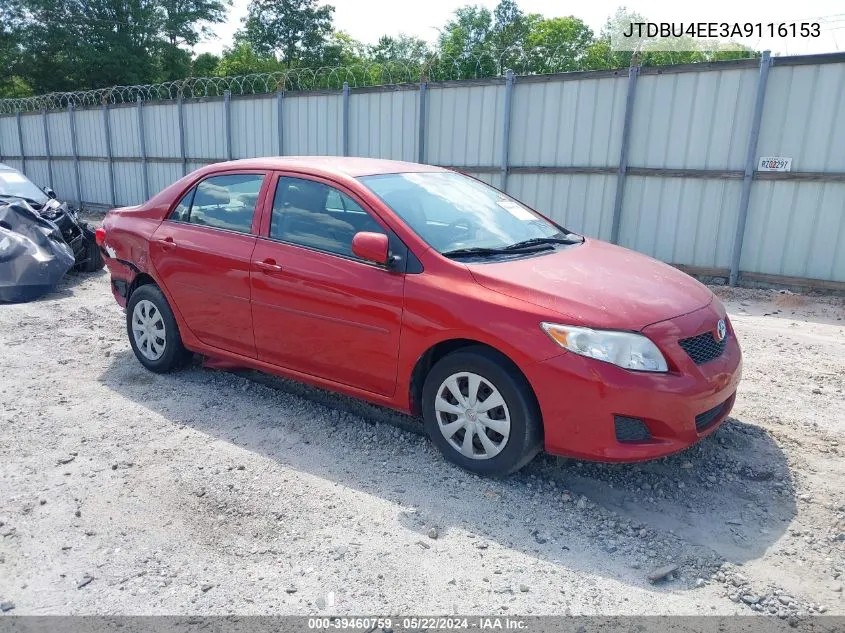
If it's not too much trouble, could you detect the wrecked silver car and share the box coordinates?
[0,164,103,273]
[0,164,104,302]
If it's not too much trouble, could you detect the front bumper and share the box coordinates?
[525,302,742,462]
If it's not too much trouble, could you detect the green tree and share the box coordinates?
[367,34,430,84]
[13,0,163,91]
[159,0,231,79]
[526,17,595,72]
[0,2,32,97]
[159,45,193,81]
[8,0,231,93]
[216,42,282,76]
[369,34,430,66]
[320,31,367,66]
[491,0,531,71]
[435,5,495,78]
[237,0,335,66]
[191,52,221,76]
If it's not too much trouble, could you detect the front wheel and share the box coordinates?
[126,284,191,373]
[421,347,543,476]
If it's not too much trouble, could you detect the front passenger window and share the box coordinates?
[170,174,264,234]
[270,177,385,259]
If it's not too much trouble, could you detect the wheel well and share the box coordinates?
[408,339,538,418]
[127,272,156,300]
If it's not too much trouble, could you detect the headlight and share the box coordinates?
[541,322,668,372]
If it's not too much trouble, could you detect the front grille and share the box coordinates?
[695,394,735,432]
[614,416,652,443]
[678,331,726,365]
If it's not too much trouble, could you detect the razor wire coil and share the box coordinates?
[0,46,626,114]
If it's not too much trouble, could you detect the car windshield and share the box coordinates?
[0,169,48,204]
[358,171,575,256]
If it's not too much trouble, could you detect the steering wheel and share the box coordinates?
[447,217,475,239]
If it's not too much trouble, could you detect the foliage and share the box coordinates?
[1,0,760,106]
[3,0,228,93]
[436,6,496,77]
[191,52,221,77]
[526,17,595,72]
[237,0,334,65]
[369,35,430,66]
[216,42,282,76]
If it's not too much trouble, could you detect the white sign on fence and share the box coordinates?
[758,156,792,172]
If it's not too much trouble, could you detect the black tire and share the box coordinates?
[126,284,191,373]
[422,346,543,476]
[76,227,105,272]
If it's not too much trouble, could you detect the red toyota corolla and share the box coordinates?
[98,157,741,475]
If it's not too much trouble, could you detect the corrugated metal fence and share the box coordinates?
[1,52,844,289]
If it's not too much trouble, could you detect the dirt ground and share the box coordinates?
[0,272,843,619]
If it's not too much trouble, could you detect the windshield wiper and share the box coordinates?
[441,246,511,258]
[502,235,583,250]
[442,243,559,259]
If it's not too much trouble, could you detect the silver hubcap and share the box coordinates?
[131,299,166,361]
[434,371,511,460]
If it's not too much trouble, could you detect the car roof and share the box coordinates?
[0,163,20,172]
[206,156,448,179]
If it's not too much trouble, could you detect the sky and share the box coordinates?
[194,0,845,58]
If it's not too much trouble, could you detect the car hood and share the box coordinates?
[467,238,714,331]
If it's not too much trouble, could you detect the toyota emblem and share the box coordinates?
[715,319,727,342]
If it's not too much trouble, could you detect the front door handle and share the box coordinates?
[255,259,283,274]
[155,237,177,250]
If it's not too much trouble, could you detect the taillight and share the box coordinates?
[95,227,106,246]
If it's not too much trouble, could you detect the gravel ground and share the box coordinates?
[0,272,843,619]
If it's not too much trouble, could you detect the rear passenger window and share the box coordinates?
[170,189,194,222]
[170,174,264,234]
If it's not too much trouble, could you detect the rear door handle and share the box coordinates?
[155,237,177,250]
[255,259,283,274]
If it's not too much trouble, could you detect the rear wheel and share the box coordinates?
[422,347,542,476]
[126,284,191,372]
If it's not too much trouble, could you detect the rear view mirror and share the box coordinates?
[43,187,57,199]
[351,231,389,265]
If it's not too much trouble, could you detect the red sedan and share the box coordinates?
[98,157,741,475]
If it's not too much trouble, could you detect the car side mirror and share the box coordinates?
[43,186,57,199]
[351,231,389,265]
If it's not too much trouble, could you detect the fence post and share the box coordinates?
[177,95,187,176]
[16,112,26,175]
[729,50,772,287]
[500,70,515,193]
[223,90,232,161]
[276,90,284,156]
[610,65,640,245]
[102,103,116,207]
[342,82,350,157]
[418,81,427,164]
[136,97,150,201]
[42,109,53,189]
[68,104,82,210]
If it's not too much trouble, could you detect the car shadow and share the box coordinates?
[98,350,797,591]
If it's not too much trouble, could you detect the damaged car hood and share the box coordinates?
[0,199,75,303]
